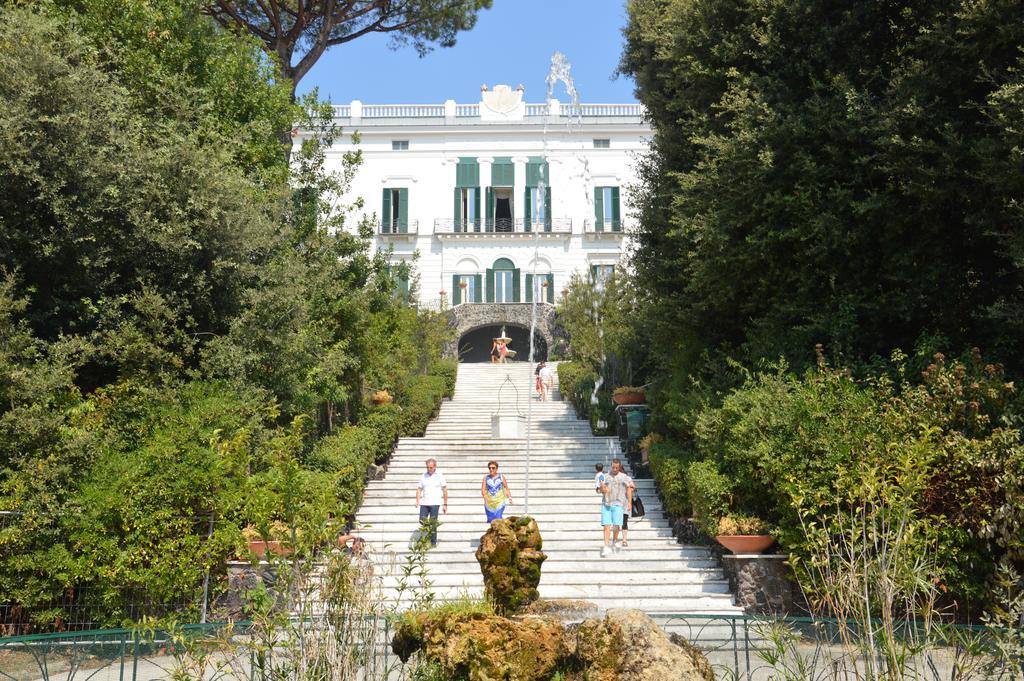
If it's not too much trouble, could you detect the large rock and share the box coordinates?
[572,609,716,681]
[475,516,546,614]
[392,611,568,681]
[392,607,714,681]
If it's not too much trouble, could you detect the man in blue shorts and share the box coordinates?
[600,458,633,557]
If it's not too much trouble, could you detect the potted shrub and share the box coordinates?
[371,389,393,406]
[612,386,646,405]
[242,521,294,559]
[714,514,774,554]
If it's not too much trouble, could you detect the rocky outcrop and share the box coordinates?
[393,611,569,681]
[392,607,714,681]
[474,516,546,614]
[572,609,716,681]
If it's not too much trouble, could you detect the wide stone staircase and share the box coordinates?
[355,362,742,621]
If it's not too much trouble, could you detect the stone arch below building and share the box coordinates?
[446,303,559,363]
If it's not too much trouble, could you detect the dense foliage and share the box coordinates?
[0,3,453,630]
[620,0,1024,376]
[555,272,649,434]
[616,0,1024,614]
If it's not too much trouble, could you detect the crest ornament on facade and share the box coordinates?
[480,84,525,121]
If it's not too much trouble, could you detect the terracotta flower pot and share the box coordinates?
[612,392,645,405]
[715,535,775,554]
[247,540,292,558]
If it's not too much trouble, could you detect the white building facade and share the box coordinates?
[322,85,651,361]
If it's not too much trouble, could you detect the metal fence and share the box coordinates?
[2,614,1019,681]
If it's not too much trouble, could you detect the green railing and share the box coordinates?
[1,614,1019,681]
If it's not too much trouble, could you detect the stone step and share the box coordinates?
[362,483,659,494]
[362,536,680,550]
[366,540,708,553]
[359,529,676,543]
[356,513,671,527]
[356,499,667,509]
[366,477,649,485]
[395,438,618,446]
[380,590,737,611]
[387,559,722,574]
[379,575,732,594]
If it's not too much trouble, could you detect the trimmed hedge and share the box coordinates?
[310,426,378,516]
[685,460,731,536]
[429,359,458,398]
[309,365,456,518]
[647,441,701,518]
[399,374,448,437]
[361,404,401,464]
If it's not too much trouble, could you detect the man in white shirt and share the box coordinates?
[415,458,447,547]
[538,363,555,401]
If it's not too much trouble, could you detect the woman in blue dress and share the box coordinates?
[481,461,513,523]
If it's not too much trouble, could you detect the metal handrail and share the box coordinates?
[583,218,624,233]
[377,219,419,235]
[434,217,571,234]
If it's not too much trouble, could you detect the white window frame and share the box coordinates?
[532,274,550,302]
[461,187,478,224]
[601,187,615,224]
[392,140,409,150]
[458,274,477,303]
[593,138,610,149]
[494,270,514,303]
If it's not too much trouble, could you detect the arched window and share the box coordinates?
[487,258,520,303]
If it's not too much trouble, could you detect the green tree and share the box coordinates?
[205,0,493,156]
[206,0,493,94]
[0,8,287,388]
[619,0,1024,377]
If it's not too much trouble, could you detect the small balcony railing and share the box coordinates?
[378,219,418,235]
[434,218,572,234]
[583,219,623,234]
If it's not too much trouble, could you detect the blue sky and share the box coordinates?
[297,0,637,105]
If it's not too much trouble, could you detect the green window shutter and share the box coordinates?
[473,274,483,302]
[382,188,392,233]
[456,158,480,187]
[523,187,532,231]
[591,265,599,282]
[398,188,409,232]
[526,157,548,186]
[594,187,604,231]
[611,187,620,231]
[453,187,462,231]
[512,268,521,302]
[525,273,533,303]
[492,157,514,187]
[546,274,554,303]
[486,269,495,302]
[398,274,409,302]
[452,274,461,305]
[544,187,552,231]
[485,187,494,231]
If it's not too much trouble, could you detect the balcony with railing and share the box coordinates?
[433,217,572,236]
[329,100,645,125]
[377,219,419,236]
[583,218,624,236]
